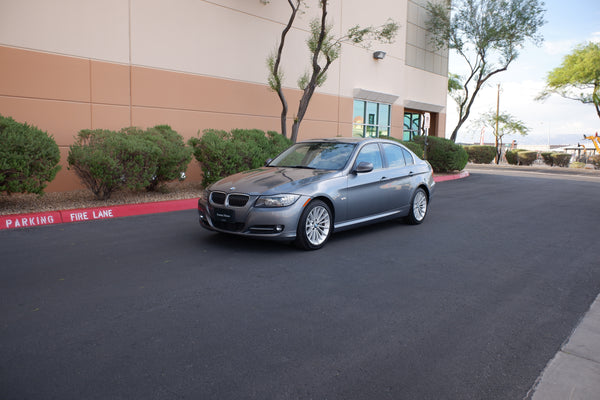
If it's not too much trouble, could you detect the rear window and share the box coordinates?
[382,143,406,168]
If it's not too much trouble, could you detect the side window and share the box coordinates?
[382,144,406,168]
[402,147,415,165]
[355,144,383,170]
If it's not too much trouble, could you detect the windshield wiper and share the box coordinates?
[287,165,316,169]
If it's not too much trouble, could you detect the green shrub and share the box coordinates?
[0,114,61,195]
[464,145,497,164]
[505,149,522,165]
[589,154,600,169]
[412,135,468,172]
[505,149,537,166]
[541,152,554,166]
[68,129,161,200]
[552,153,571,167]
[541,152,571,167]
[123,125,193,191]
[402,140,425,159]
[518,151,538,166]
[188,129,292,186]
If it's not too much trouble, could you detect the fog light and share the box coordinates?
[275,225,284,232]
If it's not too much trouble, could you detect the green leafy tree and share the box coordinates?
[267,0,398,143]
[476,111,529,163]
[537,42,600,119]
[448,73,463,97]
[426,0,545,142]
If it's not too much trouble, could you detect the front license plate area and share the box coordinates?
[214,208,234,222]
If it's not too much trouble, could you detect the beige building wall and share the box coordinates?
[0,0,447,192]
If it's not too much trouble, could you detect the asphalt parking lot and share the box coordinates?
[1,170,599,399]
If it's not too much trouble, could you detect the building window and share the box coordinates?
[403,112,422,141]
[405,0,449,76]
[352,100,391,138]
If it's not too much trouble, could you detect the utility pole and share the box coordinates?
[495,83,501,163]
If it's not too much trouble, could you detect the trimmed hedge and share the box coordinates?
[188,129,292,187]
[68,126,193,199]
[413,135,468,172]
[0,114,61,195]
[68,129,161,200]
[123,125,193,191]
[540,152,553,166]
[541,152,571,167]
[552,153,571,167]
[506,149,537,166]
[590,154,600,169]
[464,145,497,164]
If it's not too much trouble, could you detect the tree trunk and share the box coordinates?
[276,89,288,138]
[270,0,301,139]
[289,1,328,143]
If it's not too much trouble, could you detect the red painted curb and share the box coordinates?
[434,171,470,182]
[1,198,198,231]
[2,171,469,231]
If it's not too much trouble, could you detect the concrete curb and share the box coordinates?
[0,173,469,231]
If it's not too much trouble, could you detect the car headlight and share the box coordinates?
[255,194,300,208]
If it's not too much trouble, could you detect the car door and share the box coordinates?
[380,143,414,214]
[344,143,390,221]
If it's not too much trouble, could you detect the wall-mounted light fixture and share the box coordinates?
[373,51,386,60]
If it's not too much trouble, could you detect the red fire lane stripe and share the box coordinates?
[1,198,198,230]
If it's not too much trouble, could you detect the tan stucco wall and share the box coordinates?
[0,0,447,192]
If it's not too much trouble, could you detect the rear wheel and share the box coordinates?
[406,188,428,225]
[295,200,332,250]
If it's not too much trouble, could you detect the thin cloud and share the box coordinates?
[543,39,577,55]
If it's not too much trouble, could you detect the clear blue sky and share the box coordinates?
[446,0,600,145]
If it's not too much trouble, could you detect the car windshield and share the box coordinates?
[269,142,356,170]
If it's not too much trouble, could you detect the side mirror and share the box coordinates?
[265,159,273,166]
[354,161,374,174]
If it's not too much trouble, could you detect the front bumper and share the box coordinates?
[197,195,309,241]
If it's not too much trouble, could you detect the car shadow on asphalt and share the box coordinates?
[198,231,297,253]
[193,217,413,253]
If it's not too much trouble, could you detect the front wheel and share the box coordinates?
[406,188,428,225]
[295,200,332,250]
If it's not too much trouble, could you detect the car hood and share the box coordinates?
[209,167,338,195]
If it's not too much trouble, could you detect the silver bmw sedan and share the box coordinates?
[197,137,435,250]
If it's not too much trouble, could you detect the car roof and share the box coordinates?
[300,137,397,145]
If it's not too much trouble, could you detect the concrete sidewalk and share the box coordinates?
[467,162,600,177]
[527,295,600,400]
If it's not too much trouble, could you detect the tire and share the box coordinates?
[295,200,332,250]
[406,187,428,225]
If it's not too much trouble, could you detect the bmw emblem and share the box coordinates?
[230,187,236,191]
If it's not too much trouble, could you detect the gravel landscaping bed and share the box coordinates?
[0,181,203,216]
